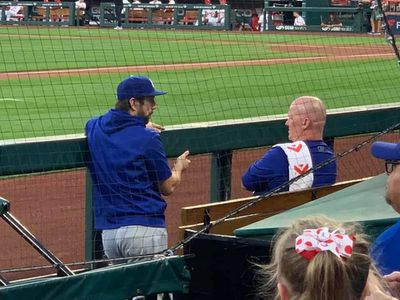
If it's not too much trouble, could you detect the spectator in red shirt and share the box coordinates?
[250,11,259,31]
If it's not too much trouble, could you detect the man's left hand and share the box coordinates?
[147,121,165,132]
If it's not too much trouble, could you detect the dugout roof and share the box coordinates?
[234,174,399,239]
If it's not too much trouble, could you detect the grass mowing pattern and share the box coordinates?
[0,26,398,140]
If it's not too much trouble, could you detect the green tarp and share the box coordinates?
[0,256,190,300]
[235,174,399,240]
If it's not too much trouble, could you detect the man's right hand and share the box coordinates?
[174,150,191,172]
[366,273,399,300]
[159,150,190,196]
[384,272,400,298]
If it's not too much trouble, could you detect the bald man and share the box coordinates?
[242,96,337,194]
[370,141,400,276]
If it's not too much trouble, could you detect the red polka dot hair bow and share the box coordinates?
[295,227,354,261]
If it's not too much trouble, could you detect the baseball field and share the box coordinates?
[0,27,399,140]
[0,25,399,282]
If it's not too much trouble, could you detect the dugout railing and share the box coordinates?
[0,1,76,26]
[0,2,370,32]
[0,105,398,262]
[260,5,365,32]
[99,2,231,30]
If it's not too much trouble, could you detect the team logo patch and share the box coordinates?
[287,143,302,152]
[388,18,396,27]
[294,164,309,175]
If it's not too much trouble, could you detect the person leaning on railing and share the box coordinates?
[85,76,191,265]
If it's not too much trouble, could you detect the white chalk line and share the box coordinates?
[0,98,23,102]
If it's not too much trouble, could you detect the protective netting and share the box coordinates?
[0,0,399,283]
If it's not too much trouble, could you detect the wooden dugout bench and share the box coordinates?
[127,9,147,23]
[31,6,70,22]
[180,10,198,25]
[99,3,230,29]
[152,9,173,24]
[127,9,174,24]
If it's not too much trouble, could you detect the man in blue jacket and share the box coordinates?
[370,141,400,276]
[85,75,190,262]
[242,96,336,195]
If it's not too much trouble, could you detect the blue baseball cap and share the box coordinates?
[116,76,167,100]
[371,141,400,161]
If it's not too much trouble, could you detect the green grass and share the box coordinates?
[0,28,307,72]
[0,27,398,140]
[0,27,385,72]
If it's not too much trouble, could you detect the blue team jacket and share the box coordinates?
[371,220,400,275]
[242,140,337,194]
[85,109,172,230]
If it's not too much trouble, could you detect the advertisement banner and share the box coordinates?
[272,25,354,32]
[386,14,400,35]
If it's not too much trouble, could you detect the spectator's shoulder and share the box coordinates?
[261,145,287,164]
[272,142,294,153]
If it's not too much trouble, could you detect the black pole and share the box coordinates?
[0,197,74,277]
[0,273,9,286]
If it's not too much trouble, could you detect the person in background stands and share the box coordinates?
[75,0,86,25]
[75,0,86,12]
[258,10,268,31]
[5,0,22,21]
[163,0,174,24]
[250,10,259,31]
[242,96,336,195]
[201,0,214,25]
[293,11,305,26]
[113,0,123,29]
[217,0,226,26]
[369,0,383,35]
[321,12,343,31]
[206,10,221,26]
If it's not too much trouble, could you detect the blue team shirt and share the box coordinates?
[85,109,172,230]
[242,140,336,194]
[370,219,400,275]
